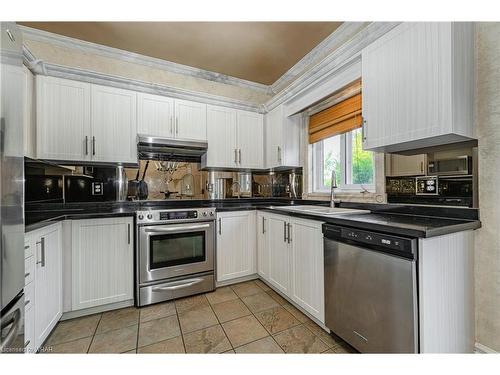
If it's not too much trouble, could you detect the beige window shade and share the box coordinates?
[308,93,362,144]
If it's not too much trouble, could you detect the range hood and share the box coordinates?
[137,135,208,162]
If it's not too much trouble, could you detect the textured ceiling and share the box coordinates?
[19,22,342,85]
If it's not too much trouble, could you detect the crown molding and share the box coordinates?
[264,22,400,112]
[19,25,271,95]
[269,22,368,95]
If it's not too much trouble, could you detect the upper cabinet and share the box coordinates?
[91,84,137,164]
[37,76,137,164]
[265,104,301,169]
[23,67,36,159]
[137,92,174,138]
[174,99,207,141]
[202,105,264,169]
[37,76,91,162]
[386,154,427,177]
[137,94,207,142]
[362,22,475,153]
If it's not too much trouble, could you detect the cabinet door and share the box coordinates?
[137,93,175,138]
[91,84,137,163]
[36,76,91,161]
[267,215,291,295]
[362,23,451,150]
[290,218,325,323]
[174,99,207,141]
[386,154,426,176]
[23,67,36,158]
[24,306,35,354]
[205,105,237,168]
[71,217,134,310]
[216,211,256,283]
[265,106,282,168]
[34,224,62,349]
[256,212,270,280]
[236,110,264,169]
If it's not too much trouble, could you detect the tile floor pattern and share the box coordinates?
[44,280,357,354]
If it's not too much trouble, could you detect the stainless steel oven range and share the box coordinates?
[136,207,216,306]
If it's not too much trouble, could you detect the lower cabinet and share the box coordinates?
[25,222,63,351]
[71,217,134,311]
[216,211,256,283]
[258,212,325,323]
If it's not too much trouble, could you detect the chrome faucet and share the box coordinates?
[330,170,339,208]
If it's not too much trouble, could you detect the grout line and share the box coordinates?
[86,313,103,353]
[174,301,188,354]
[206,296,234,351]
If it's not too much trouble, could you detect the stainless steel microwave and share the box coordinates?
[427,156,472,176]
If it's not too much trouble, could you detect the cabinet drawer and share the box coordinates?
[24,281,34,311]
[25,256,34,285]
[25,237,33,259]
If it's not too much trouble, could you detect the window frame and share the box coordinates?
[311,130,375,193]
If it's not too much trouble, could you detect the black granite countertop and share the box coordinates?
[25,198,480,238]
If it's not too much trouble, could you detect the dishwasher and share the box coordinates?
[323,224,419,353]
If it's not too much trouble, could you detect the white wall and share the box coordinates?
[474,22,500,352]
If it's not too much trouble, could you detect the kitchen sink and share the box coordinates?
[271,205,370,217]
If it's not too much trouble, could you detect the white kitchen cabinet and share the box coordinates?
[265,104,301,168]
[204,105,237,168]
[71,217,134,311]
[216,211,257,283]
[267,214,291,295]
[203,106,264,169]
[256,212,270,280]
[24,304,35,354]
[91,84,137,164]
[36,76,91,162]
[236,110,264,169]
[258,212,325,323]
[174,98,207,142]
[289,218,325,322]
[23,66,36,159]
[31,223,62,350]
[386,154,427,176]
[362,22,474,153]
[137,92,174,138]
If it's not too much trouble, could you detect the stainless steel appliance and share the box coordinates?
[428,155,472,176]
[115,166,128,201]
[323,224,418,353]
[1,22,25,353]
[137,135,208,162]
[136,207,215,306]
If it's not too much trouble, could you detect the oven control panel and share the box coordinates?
[137,208,216,224]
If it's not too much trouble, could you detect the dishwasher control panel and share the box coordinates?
[323,224,416,258]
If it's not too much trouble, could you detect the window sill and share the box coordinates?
[305,191,387,204]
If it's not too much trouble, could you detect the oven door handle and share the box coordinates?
[144,224,210,233]
[152,278,204,292]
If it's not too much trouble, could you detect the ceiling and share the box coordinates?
[19,22,342,85]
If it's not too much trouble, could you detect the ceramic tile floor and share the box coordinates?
[43,280,357,354]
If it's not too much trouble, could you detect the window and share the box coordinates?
[312,127,375,192]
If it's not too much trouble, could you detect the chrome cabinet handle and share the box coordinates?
[85,136,88,155]
[262,217,266,234]
[176,117,179,135]
[170,116,173,136]
[362,119,367,141]
[277,146,282,163]
[283,221,287,242]
[92,136,96,156]
[287,223,292,244]
[234,149,238,164]
[127,224,131,244]
[152,278,204,292]
[238,149,242,164]
[36,237,45,267]
[218,218,222,235]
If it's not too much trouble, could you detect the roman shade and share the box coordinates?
[308,93,362,144]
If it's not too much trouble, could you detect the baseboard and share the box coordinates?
[475,342,498,353]
[216,274,259,287]
[61,299,134,320]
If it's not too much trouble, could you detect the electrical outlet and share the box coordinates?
[91,182,103,195]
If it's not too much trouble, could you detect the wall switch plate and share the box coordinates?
[91,182,104,195]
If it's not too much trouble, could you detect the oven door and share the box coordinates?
[138,221,215,284]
